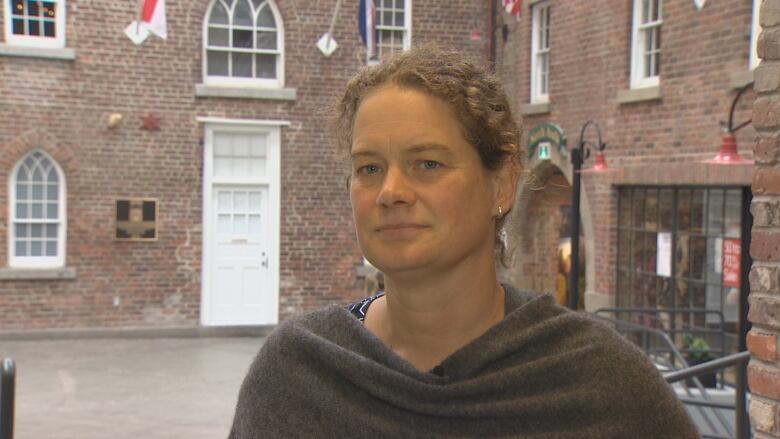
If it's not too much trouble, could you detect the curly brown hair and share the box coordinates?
[329,45,523,264]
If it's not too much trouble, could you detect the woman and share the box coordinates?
[229,46,698,438]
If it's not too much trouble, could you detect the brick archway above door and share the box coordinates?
[502,145,608,311]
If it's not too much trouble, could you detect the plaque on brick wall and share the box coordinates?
[115,198,158,241]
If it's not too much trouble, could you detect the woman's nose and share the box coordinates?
[376,167,416,207]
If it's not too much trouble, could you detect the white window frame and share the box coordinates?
[530,1,550,104]
[8,149,67,269]
[750,0,762,70]
[203,0,285,88]
[630,0,662,89]
[369,0,411,63]
[3,0,66,48]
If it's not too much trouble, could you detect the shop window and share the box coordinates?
[617,186,744,356]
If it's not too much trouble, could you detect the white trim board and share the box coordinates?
[196,117,291,127]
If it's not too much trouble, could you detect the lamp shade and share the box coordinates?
[704,133,754,165]
[580,151,616,173]
[592,152,608,171]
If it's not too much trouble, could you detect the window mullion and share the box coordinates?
[251,14,257,79]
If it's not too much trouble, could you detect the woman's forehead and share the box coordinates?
[350,142,456,159]
[357,84,454,118]
[352,86,464,146]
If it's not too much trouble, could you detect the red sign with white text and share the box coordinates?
[723,238,741,288]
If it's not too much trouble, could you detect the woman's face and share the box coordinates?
[349,84,511,277]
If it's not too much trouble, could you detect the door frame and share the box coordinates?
[198,117,288,326]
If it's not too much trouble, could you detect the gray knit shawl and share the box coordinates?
[229,287,698,438]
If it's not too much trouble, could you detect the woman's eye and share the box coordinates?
[357,164,381,175]
[419,160,441,170]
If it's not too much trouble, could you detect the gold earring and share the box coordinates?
[498,205,503,217]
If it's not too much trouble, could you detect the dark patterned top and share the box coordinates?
[346,292,385,322]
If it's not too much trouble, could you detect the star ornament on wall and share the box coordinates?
[140,114,161,131]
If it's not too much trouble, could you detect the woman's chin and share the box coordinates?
[364,254,432,277]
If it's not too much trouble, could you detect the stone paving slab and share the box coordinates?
[1,336,264,439]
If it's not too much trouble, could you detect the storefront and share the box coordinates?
[616,186,751,354]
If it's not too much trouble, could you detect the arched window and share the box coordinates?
[204,0,284,87]
[8,150,66,268]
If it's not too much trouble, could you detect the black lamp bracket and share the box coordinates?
[726,83,753,134]
[577,120,607,161]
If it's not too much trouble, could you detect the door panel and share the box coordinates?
[210,186,273,325]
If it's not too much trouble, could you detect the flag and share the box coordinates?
[140,0,167,39]
[502,0,522,17]
[125,0,166,44]
[358,0,376,60]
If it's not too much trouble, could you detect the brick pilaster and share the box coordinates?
[750,0,780,436]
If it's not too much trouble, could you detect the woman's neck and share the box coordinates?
[364,262,506,372]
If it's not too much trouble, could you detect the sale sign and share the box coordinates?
[722,238,741,288]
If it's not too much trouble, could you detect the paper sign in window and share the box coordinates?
[656,232,672,277]
[722,238,741,288]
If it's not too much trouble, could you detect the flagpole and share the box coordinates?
[135,0,144,35]
[325,0,342,52]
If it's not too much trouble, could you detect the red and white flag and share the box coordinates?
[140,0,167,39]
[125,0,167,44]
[502,0,522,17]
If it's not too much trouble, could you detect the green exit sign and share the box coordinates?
[538,142,551,160]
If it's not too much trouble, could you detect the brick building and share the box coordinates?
[0,0,489,331]
[495,0,761,361]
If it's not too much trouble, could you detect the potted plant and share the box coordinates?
[684,335,717,388]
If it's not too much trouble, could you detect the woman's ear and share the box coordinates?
[493,160,521,214]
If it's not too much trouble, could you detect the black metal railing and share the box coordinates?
[664,351,750,439]
[1,358,14,439]
[592,309,749,439]
[594,307,728,365]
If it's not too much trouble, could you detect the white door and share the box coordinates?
[202,126,281,326]
[211,186,273,325]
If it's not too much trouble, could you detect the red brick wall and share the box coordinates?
[496,0,757,304]
[748,0,780,434]
[0,0,490,330]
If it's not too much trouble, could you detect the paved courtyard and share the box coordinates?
[2,336,265,439]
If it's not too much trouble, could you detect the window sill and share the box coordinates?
[0,44,76,60]
[195,84,297,101]
[729,69,754,89]
[617,85,662,104]
[522,102,550,116]
[0,267,76,280]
